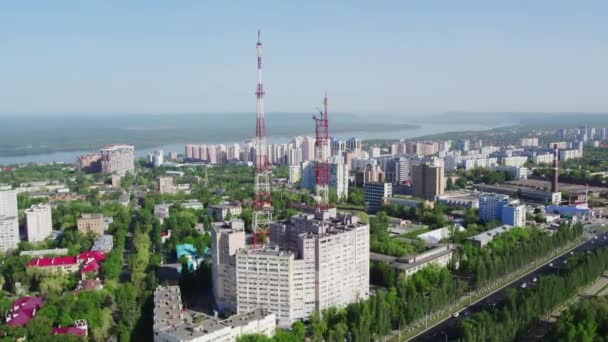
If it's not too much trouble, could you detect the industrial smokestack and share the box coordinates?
[552,143,559,193]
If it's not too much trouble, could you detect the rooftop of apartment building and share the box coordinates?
[212,219,245,232]
[238,245,295,258]
[80,213,104,220]
[153,285,183,330]
[154,285,273,340]
[222,308,273,327]
[284,211,367,236]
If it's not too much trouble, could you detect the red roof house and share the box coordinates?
[53,319,88,337]
[6,296,43,327]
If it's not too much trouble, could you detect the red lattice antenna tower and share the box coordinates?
[252,29,273,247]
[313,91,330,211]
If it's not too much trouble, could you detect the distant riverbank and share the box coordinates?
[0,121,512,166]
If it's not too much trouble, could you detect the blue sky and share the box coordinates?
[1,1,607,115]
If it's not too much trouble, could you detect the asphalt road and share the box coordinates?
[413,231,608,342]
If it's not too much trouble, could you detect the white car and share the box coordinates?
[453,312,460,318]
[521,283,527,289]
[532,278,538,282]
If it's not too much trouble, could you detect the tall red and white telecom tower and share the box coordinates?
[313,92,330,211]
[252,30,273,246]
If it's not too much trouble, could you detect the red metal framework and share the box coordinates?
[313,92,330,211]
[252,30,273,247]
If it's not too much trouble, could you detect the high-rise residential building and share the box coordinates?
[330,138,346,158]
[207,145,218,164]
[330,161,349,200]
[300,136,315,162]
[288,165,301,185]
[478,193,514,223]
[0,185,20,252]
[383,157,410,184]
[25,204,52,242]
[520,137,539,147]
[234,213,369,328]
[211,219,246,313]
[559,149,583,161]
[288,147,302,166]
[363,182,392,210]
[501,203,526,227]
[100,145,135,176]
[371,147,381,158]
[216,144,227,164]
[412,164,445,200]
[438,140,452,152]
[502,156,528,167]
[457,140,470,152]
[346,138,362,154]
[300,160,349,200]
[533,153,554,164]
[415,142,439,156]
[76,153,101,173]
[152,150,164,167]
[227,143,241,161]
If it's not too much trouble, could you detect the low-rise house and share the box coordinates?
[6,296,43,327]
[370,244,455,277]
[466,225,516,248]
[53,320,88,337]
[26,251,106,278]
[77,213,106,236]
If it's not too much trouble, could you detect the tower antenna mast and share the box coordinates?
[313,91,330,211]
[252,30,273,247]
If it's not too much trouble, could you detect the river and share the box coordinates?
[0,121,512,166]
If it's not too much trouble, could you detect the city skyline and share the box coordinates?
[1,1,608,115]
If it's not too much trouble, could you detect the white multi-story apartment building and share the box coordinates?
[520,137,539,147]
[533,153,554,164]
[211,220,246,313]
[227,144,241,161]
[502,156,528,167]
[153,150,164,167]
[560,149,583,161]
[288,165,301,185]
[25,204,52,242]
[157,176,177,194]
[217,213,368,329]
[236,248,309,328]
[0,185,19,252]
[300,160,349,200]
[100,145,135,176]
